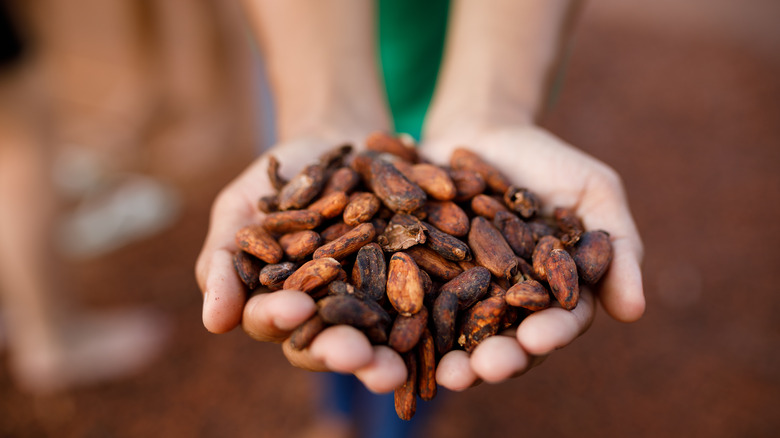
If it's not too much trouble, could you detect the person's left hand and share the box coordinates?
[419,124,644,390]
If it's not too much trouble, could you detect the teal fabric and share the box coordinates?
[377,0,449,141]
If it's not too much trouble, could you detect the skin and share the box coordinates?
[196,0,645,393]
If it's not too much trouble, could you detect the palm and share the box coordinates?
[420,125,645,388]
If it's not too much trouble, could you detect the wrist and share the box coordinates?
[424,93,536,143]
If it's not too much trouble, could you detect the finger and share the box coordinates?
[576,172,646,322]
[241,290,317,342]
[201,248,248,333]
[195,180,265,292]
[470,334,531,383]
[516,288,596,356]
[281,338,329,372]
[307,325,374,373]
[599,237,645,322]
[353,345,407,393]
[436,350,481,391]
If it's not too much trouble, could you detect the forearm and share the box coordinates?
[242,0,390,142]
[426,0,581,137]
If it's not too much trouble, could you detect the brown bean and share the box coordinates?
[450,147,510,194]
[235,224,283,264]
[457,296,507,353]
[279,230,321,261]
[307,191,349,219]
[394,351,418,421]
[283,258,342,293]
[405,246,463,281]
[439,266,492,310]
[351,243,386,301]
[343,192,381,226]
[313,222,376,260]
[432,290,459,355]
[386,252,425,316]
[417,327,437,402]
[263,210,322,234]
[493,210,535,260]
[423,200,470,237]
[259,261,298,290]
[505,277,552,311]
[288,314,328,350]
[388,306,428,353]
[531,235,564,282]
[233,251,263,290]
[468,216,518,280]
[470,194,509,220]
[570,230,613,284]
[545,248,580,310]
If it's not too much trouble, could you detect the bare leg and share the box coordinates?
[0,57,169,395]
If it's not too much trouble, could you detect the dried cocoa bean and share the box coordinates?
[407,163,456,201]
[351,243,386,301]
[440,266,492,310]
[307,191,349,219]
[531,235,564,282]
[320,222,354,242]
[545,248,580,310]
[322,166,360,195]
[266,155,288,191]
[377,215,426,252]
[369,158,427,214]
[343,192,381,226]
[470,194,509,220]
[505,277,551,311]
[278,163,326,210]
[366,131,419,163]
[405,246,463,281]
[283,257,342,293]
[450,148,510,194]
[421,221,471,262]
[259,261,298,290]
[235,224,283,264]
[313,222,376,260]
[279,230,321,261]
[432,290,458,355]
[570,230,613,284]
[257,194,279,214]
[233,251,263,290]
[457,296,507,353]
[493,210,535,260]
[386,252,425,316]
[395,351,417,421]
[388,306,428,353]
[263,210,322,234]
[554,207,585,246]
[317,294,391,332]
[423,200,469,237]
[504,186,540,219]
[417,327,437,401]
[449,169,486,202]
[468,216,518,280]
[289,314,328,350]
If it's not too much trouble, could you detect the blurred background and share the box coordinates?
[0,0,778,437]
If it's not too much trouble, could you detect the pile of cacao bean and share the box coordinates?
[232,132,613,420]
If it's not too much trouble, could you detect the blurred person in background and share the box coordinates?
[197,1,646,437]
[0,0,244,394]
[0,0,171,395]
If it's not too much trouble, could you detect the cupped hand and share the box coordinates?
[194,136,407,393]
[421,124,645,390]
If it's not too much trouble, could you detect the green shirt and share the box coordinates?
[377,0,449,141]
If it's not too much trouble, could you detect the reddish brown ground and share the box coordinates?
[1,1,778,437]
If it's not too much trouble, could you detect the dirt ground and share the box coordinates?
[1,1,778,437]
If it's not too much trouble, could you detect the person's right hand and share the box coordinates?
[194,136,408,394]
